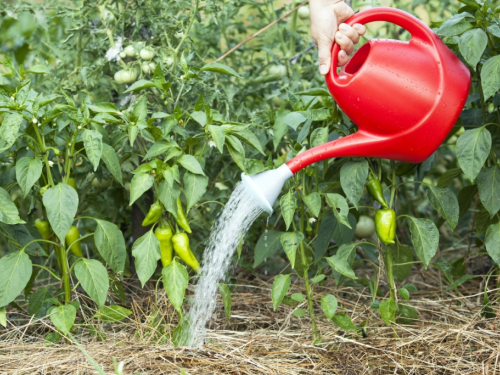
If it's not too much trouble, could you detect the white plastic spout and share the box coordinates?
[241,163,294,214]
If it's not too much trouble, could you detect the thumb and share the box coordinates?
[317,36,334,75]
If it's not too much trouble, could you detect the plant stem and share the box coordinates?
[173,0,200,74]
[57,245,71,303]
[289,0,299,55]
[300,241,320,342]
[32,123,55,187]
[383,247,396,302]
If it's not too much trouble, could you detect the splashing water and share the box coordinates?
[186,182,264,347]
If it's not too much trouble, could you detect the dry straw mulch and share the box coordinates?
[0,267,499,375]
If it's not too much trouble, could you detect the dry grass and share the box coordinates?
[1,266,499,375]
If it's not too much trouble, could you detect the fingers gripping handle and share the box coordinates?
[330,7,436,81]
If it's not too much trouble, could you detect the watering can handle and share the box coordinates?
[329,7,436,82]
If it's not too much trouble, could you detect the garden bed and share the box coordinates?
[1,267,498,375]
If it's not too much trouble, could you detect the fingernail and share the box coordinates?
[319,65,328,75]
[339,24,348,31]
[336,32,344,39]
[340,51,347,59]
[354,24,363,32]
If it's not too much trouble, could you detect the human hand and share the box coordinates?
[309,0,366,75]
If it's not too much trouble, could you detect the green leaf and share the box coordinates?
[340,160,368,209]
[100,144,123,185]
[280,231,304,268]
[0,251,32,307]
[292,308,306,317]
[437,168,462,188]
[0,187,25,224]
[326,253,357,279]
[458,184,478,218]
[208,125,225,153]
[407,217,439,269]
[273,110,291,150]
[50,304,76,334]
[158,180,180,219]
[129,173,154,206]
[183,172,208,211]
[477,166,500,218]
[88,103,119,114]
[271,274,291,311]
[481,55,500,100]
[0,307,5,327]
[321,294,338,320]
[43,183,78,241]
[291,293,305,302]
[310,127,328,148]
[303,192,321,217]
[218,283,232,322]
[27,64,51,74]
[283,112,307,130]
[388,243,414,283]
[398,288,410,301]
[485,222,500,265]
[16,157,43,197]
[144,140,177,160]
[459,28,488,68]
[132,96,148,121]
[94,219,126,274]
[310,274,326,284]
[253,230,284,268]
[93,305,132,322]
[190,111,206,126]
[456,127,491,181]
[379,299,397,325]
[124,80,156,93]
[437,20,473,36]
[132,229,161,287]
[199,62,241,78]
[28,286,52,317]
[74,258,109,308]
[325,193,352,229]
[81,129,103,171]
[162,259,188,312]
[177,154,205,175]
[0,112,23,151]
[295,88,331,96]
[426,186,459,230]
[331,314,357,331]
[226,127,265,155]
[280,190,296,230]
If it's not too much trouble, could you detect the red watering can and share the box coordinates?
[242,7,471,213]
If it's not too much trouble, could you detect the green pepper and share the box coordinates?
[65,226,84,257]
[366,179,389,209]
[155,222,173,268]
[172,232,200,273]
[375,209,396,245]
[35,219,51,240]
[142,202,163,227]
[67,177,77,190]
[174,197,192,234]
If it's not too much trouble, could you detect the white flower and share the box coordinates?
[48,160,54,167]
[308,217,317,224]
[208,140,216,148]
[32,118,37,124]
[10,96,14,101]
[68,143,72,147]
[105,36,123,62]
[77,125,82,130]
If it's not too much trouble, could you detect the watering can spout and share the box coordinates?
[241,164,293,214]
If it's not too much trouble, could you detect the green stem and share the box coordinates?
[57,245,71,303]
[389,160,396,208]
[173,0,200,74]
[64,128,80,183]
[383,248,396,302]
[300,241,320,342]
[477,66,487,124]
[32,123,55,187]
[32,264,62,281]
[289,0,299,55]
